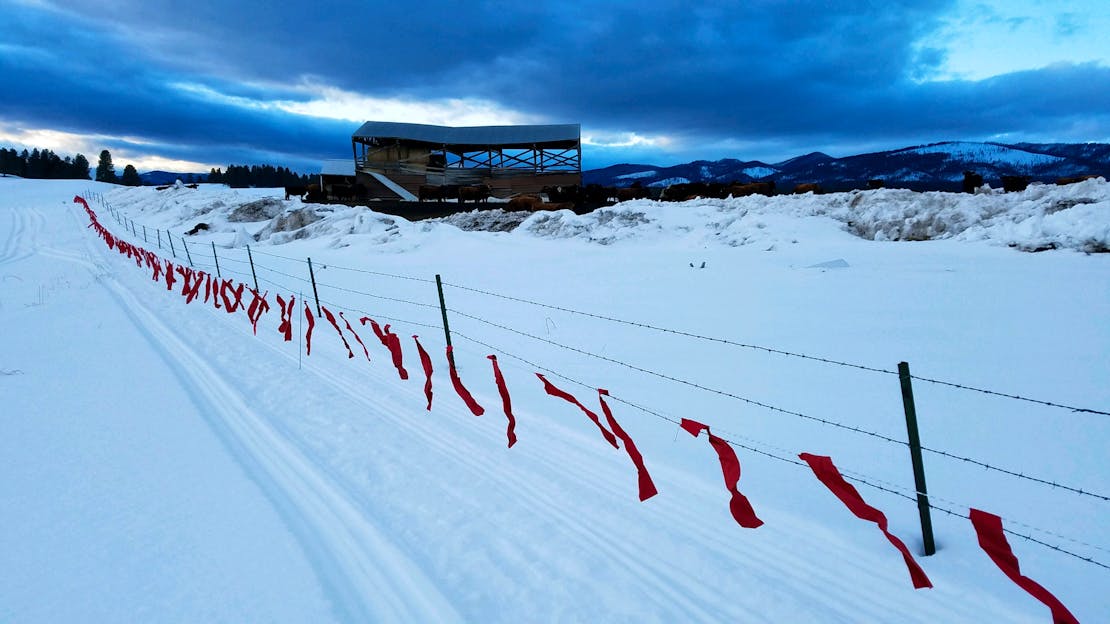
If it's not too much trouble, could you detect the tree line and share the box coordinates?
[3,144,313,188]
[207,164,310,188]
[1,147,91,180]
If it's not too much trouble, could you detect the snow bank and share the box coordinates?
[99,178,1110,253]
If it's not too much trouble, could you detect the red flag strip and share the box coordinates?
[304,302,315,355]
[599,389,656,501]
[447,345,484,416]
[413,336,433,410]
[383,325,408,380]
[219,280,245,313]
[682,419,762,528]
[362,317,387,345]
[487,355,517,448]
[163,260,176,292]
[245,290,270,335]
[339,312,371,362]
[181,268,203,304]
[321,306,355,358]
[969,509,1079,624]
[275,294,295,341]
[535,374,618,449]
[798,453,932,589]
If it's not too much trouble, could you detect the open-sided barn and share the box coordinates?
[351,121,581,200]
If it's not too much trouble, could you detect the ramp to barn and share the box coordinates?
[366,171,418,201]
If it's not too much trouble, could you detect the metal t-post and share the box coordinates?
[898,361,936,556]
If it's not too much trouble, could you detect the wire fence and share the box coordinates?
[87,191,1110,572]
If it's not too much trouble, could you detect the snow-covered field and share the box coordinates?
[2,177,1107,623]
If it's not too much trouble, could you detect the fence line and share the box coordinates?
[450,329,1109,572]
[442,280,1109,417]
[98,200,1110,502]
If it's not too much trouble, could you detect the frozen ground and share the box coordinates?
[1,177,1107,622]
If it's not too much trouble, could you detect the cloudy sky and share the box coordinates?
[2,0,1108,173]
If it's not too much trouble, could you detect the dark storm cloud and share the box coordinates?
[2,0,1107,170]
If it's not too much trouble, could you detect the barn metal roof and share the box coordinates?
[352,121,580,148]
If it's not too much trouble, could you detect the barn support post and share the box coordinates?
[211,242,222,279]
[182,238,193,267]
[898,361,936,556]
[435,274,454,367]
[307,257,322,318]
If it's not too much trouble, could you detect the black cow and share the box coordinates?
[962,171,984,194]
[1000,175,1031,193]
[419,184,445,202]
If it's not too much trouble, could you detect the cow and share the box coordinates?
[284,185,308,200]
[185,223,209,235]
[507,194,546,211]
[1056,174,1100,185]
[418,184,445,202]
[541,184,581,204]
[616,182,650,202]
[962,171,984,194]
[793,183,822,194]
[304,184,324,203]
[867,179,885,189]
[1000,175,1031,193]
[458,184,492,203]
[728,181,775,197]
[331,184,356,201]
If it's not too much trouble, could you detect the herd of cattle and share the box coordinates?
[281,172,1103,212]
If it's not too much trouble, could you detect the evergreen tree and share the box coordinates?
[72,153,91,180]
[95,149,117,183]
[121,164,141,186]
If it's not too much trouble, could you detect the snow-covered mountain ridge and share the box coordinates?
[585,141,1110,191]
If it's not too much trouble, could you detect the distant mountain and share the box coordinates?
[139,170,208,185]
[584,141,1110,192]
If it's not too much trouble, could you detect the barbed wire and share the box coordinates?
[450,330,1109,571]
[246,247,435,283]
[443,280,1109,416]
[451,306,1110,503]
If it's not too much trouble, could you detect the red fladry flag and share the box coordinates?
[413,336,434,410]
[682,419,762,528]
[361,317,388,346]
[487,355,517,447]
[220,280,245,314]
[321,306,355,359]
[340,312,371,362]
[599,389,656,501]
[447,345,484,416]
[304,302,316,355]
[246,290,270,335]
[969,508,1079,624]
[275,294,295,341]
[799,452,932,589]
[535,374,618,449]
[383,325,409,380]
[163,260,176,292]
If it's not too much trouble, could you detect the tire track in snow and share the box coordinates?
[181,302,916,623]
[50,204,462,623]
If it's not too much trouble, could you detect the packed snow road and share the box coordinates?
[2,178,1105,622]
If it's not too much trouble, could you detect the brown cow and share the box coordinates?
[793,183,822,194]
[418,184,445,202]
[458,184,492,203]
[728,182,775,197]
[507,194,545,211]
[1056,174,1100,185]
